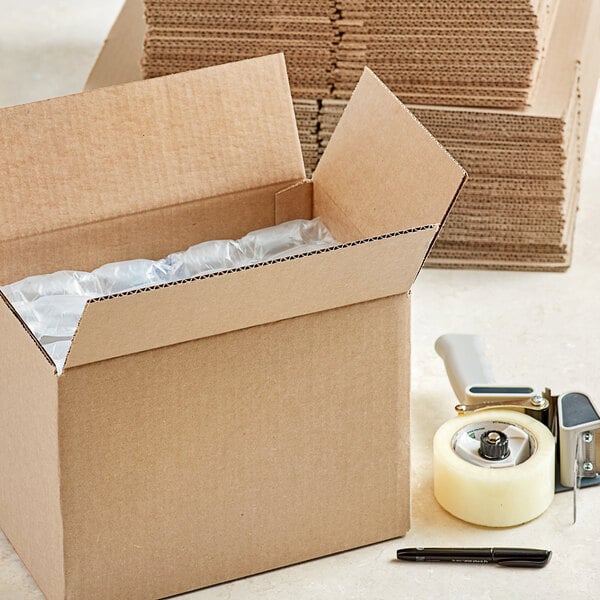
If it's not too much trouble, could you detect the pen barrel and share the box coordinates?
[424,548,492,563]
[396,547,552,567]
[397,548,492,562]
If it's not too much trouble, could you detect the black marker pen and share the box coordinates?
[396,547,551,568]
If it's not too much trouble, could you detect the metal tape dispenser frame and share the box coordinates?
[433,334,600,525]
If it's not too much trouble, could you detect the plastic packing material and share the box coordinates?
[1,219,338,374]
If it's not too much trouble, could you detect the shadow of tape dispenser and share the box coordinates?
[433,334,600,527]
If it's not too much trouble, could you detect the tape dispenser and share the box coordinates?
[432,334,600,527]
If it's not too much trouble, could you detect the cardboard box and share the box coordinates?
[0,54,466,599]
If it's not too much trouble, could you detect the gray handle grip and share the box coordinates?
[557,392,600,488]
[434,334,495,403]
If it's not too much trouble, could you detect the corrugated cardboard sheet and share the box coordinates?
[319,0,600,271]
[85,0,599,271]
[135,0,558,109]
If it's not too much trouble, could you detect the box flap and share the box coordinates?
[0,53,304,247]
[312,67,467,241]
[64,226,436,368]
[274,181,313,224]
[84,0,145,91]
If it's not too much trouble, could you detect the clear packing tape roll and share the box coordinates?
[433,409,555,527]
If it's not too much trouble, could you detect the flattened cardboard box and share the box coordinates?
[317,0,600,271]
[137,0,558,108]
[86,0,598,274]
[0,54,465,600]
[87,0,557,108]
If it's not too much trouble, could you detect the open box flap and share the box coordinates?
[0,53,305,279]
[84,0,145,91]
[64,226,436,369]
[312,67,467,243]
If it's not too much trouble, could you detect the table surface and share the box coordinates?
[1,2,599,599]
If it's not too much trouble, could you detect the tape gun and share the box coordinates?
[432,333,600,527]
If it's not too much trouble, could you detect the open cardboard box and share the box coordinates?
[0,54,466,600]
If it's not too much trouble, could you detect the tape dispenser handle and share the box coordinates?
[435,334,495,404]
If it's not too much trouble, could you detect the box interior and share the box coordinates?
[0,53,466,374]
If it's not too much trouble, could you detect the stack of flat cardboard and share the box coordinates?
[320,0,599,270]
[142,0,337,98]
[293,99,321,176]
[115,0,599,270]
[142,0,557,110]
[334,0,558,108]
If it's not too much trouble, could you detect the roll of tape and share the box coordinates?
[433,409,555,527]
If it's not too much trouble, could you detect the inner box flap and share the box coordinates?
[0,53,304,266]
[64,227,437,369]
[313,67,467,241]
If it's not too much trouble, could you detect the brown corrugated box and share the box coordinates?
[0,54,466,600]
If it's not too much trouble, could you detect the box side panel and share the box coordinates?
[0,53,304,248]
[0,302,64,599]
[0,181,288,286]
[65,227,435,368]
[84,0,145,91]
[58,295,410,600]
